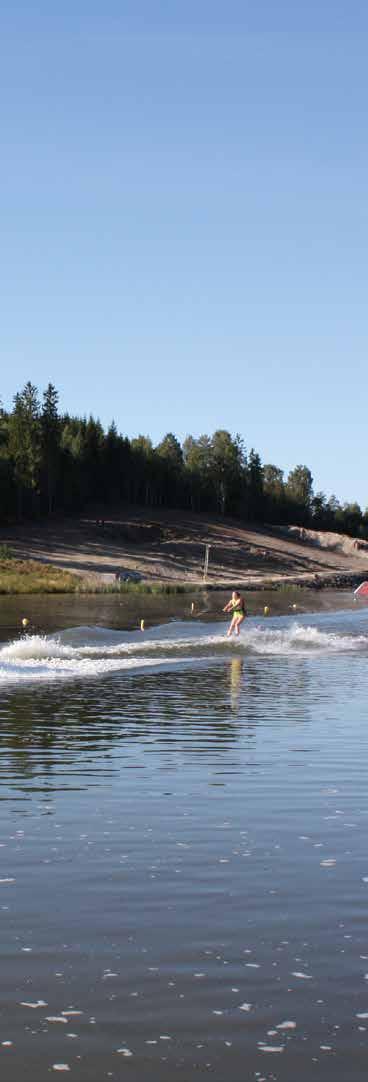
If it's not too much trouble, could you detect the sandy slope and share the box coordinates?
[1,508,368,588]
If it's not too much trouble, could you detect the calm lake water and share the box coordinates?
[0,595,367,1081]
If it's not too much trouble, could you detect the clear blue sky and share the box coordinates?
[1,2,368,507]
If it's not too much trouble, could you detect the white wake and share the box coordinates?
[0,619,366,687]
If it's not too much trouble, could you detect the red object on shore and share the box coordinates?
[354,581,368,599]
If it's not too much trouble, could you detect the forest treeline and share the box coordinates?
[0,381,366,537]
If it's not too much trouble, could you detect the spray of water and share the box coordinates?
[0,619,367,687]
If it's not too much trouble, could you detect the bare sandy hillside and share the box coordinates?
[1,508,368,588]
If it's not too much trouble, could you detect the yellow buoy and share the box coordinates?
[263,605,270,616]
[21,617,29,629]
[140,618,145,632]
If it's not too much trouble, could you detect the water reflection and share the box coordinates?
[0,652,332,799]
[229,657,243,716]
[0,626,367,1079]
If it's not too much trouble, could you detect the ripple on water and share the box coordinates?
[0,608,367,1079]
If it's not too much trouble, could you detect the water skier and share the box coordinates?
[223,591,246,637]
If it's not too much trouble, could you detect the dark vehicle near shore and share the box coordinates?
[115,569,142,583]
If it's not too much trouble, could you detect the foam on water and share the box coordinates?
[0,646,187,686]
[0,616,367,687]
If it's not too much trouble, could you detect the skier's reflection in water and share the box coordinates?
[230,656,243,716]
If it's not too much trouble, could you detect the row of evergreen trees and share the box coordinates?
[0,381,366,537]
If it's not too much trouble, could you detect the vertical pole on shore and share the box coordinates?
[203,544,211,583]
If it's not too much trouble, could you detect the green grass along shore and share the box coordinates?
[0,551,188,595]
[0,550,362,596]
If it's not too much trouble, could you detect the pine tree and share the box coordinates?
[247,449,264,519]
[183,435,212,511]
[209,431,244,515]
[155,434,183,507]
[9,382,42,518]
[42,383,60,513]
[286,465,313,523]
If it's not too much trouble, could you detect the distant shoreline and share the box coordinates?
[0,561,363,596]
[1,508,367,594]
